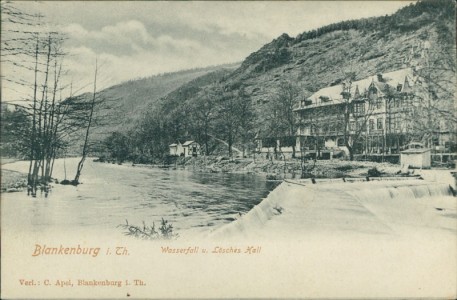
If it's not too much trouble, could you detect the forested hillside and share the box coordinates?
[89,64,239,133]
[3,0,455,163]
[95,0,454,163]
[230,0,455,111]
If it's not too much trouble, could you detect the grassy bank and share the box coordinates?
[1,158,27,192]
[1,169,27,193]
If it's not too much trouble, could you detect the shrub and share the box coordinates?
[367,167,382,177]
[266,174,280,180]
[118,219,178,240]
[335,165,354,172]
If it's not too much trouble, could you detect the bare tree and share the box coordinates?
[266,80,300,158]
[192,87,217,155]
[2,3,109,194]
[215,86,239,158]
[341,79,378,161]
[405,39,456,149]
[74,59,99,184]
[235,86,255,158]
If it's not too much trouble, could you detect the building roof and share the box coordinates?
[301,68,415,109]
[401,148,431,154]
[169,143,178,147]
[182,140,197,146]
[401,76,413,94]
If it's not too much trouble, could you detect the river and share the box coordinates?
[1,158,278,238]
[2,159,456,299]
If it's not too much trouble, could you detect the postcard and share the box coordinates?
[1,1,456,299]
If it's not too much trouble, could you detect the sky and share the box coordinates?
[2,1,414,101]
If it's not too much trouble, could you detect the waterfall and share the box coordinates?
[210,179,455,239]
[345,181,453,202]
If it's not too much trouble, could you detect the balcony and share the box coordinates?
[294,100,341,111]
[367,129,384,135]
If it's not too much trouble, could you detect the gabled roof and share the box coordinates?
[182,140,197,146]
[354,85,360,98]
[171,139,188,145]
[370,81,391,97]
[401,76,413,94]
[305,68,415,108]
[169,143,178,147]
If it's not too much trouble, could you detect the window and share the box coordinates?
[354,102,365,114]
[356,120,365,131]
[350,121,356,131]
[322,124,329,134]
[395,115,400,129]
[377,118,383,130]
[376,97,383,109]
[368,99,376,110]
[369,119,375,131]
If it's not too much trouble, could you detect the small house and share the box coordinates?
[169,141,184,156]
[182,141,200,157]
[400,143,431,169]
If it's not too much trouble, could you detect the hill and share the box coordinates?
[227,0,455,121]
[85,63,239,138]
[89,0,456,161]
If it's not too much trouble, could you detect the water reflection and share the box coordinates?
[5,161,278,237]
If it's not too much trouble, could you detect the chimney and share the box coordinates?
[377,73,383,82]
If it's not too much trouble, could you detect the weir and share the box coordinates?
[341,181,453,202]
[210,179,456,239]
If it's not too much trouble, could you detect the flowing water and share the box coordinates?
[1,159,279,237]
[211,178,456,240]
[2,159,455,240]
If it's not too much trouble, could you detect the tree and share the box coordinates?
[341,79,378,161]
[192,88,217,155]
[266,81,300,158]
[405,35,456,150]
[215,86,239,158]
[2,2,74,195]
[132,107,169,162]
[235,86,255,158]
[73,59,99,184]
[104,132,130,163]
[0,104,31,157]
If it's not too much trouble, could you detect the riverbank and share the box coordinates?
[0,155,424,193]
[1,169,28,193]
[3,154,454,195]
[1,157,27,192]
[175,155,403,179]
